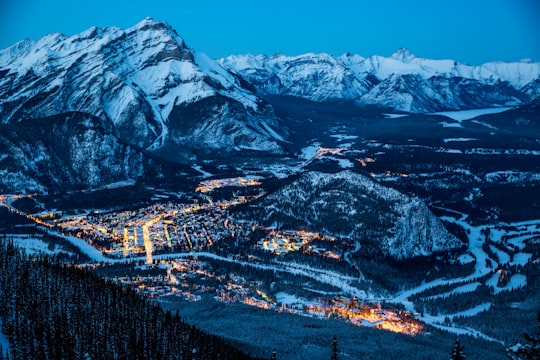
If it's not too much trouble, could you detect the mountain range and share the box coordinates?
[219,49,540,112]
[1,18,539,192]
[1,17,538,194]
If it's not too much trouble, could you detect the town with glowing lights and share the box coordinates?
[0,174,426,336]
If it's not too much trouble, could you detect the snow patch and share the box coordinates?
[457,253,475,264]
[299,143,320,161]
[275,292,311,306]
[336,158,354,169]
[10,235,71,256]
[425,282,481,300]
[511,253,532,266]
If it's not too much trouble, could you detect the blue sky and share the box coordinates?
[1,0,539,65]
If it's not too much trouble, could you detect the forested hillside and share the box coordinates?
[0,240,257,360]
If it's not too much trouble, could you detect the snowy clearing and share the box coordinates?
[487,274,527,294]
[336,158,354,169]
[511,253,532,266]
[299,143,320,161]
[45,229,111,263]
[423,302,491,323]
[425,282,481,300]
[10,235,72,256]
[276,292,312,306]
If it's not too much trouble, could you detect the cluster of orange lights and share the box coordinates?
[315,299,423,335]
[243,297,272,309]
[356,157,376,167]
[258,229,339,259]
[195,177,262,193]
[314,146,351,158]
[2,186,423,337]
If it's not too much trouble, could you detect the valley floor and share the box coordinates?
[1,181,538,359]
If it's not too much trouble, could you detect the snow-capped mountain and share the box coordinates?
[233,170,462,259]
[219,52,374,102]
[0,18,287,160]
[219,49,540,113]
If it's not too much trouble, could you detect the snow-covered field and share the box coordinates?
[8,234,74,257]
[275,292,313,307]
[44,229,111,262]
[425,282,481,300]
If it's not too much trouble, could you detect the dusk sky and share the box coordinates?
[1,0,539,65]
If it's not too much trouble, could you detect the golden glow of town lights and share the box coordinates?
[356,157,375,167]
[195,177,262,193]
[314,146,351,158]
[257,229,339,259]
[1,185,423,337]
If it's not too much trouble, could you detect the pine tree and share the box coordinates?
[331,336,339,360]
[450,339,465,360]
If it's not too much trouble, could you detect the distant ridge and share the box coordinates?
[219,50,540,112]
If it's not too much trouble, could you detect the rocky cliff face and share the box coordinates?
[0,112,165,193]
[233,170,462,259]
[0,18,287,162]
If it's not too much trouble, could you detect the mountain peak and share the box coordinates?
[390,48,416,62]
[0,18,286,165]
[134,17,164,28]
[129,17,175,35]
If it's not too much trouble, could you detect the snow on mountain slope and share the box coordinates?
[233,171,462,259]
[0,18,286,158]
[0,112,165,193]
[220,49,540,113]
[219,53,374,102]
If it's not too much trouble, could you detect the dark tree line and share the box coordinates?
[0,240,258,360]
